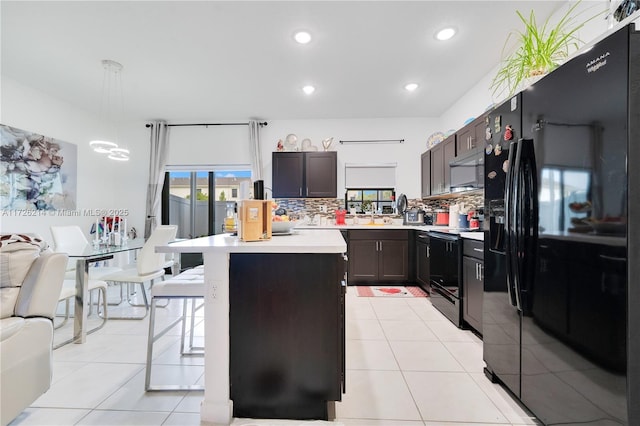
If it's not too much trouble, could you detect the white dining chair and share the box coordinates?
[54,279,108,349]
[50,225,123,279]
[99,225,177,320]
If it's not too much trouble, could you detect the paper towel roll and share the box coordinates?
[239,181,250,199]
[449,204,460,228]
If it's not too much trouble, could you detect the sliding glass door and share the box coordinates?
[161,169,252,268]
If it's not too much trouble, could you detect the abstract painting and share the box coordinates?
[1,124,77,210]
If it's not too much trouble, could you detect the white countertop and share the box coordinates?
[459,232,484,241]
[297,223,485,241]
[156,229,347,254]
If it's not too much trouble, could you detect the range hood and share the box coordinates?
[449,149,484,192]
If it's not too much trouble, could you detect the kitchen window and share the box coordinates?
[346,189,395,214]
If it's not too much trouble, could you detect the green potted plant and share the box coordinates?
[490,1,603,99]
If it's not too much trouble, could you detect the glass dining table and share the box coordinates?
[60,238,145,344]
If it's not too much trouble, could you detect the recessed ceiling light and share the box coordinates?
[435,27,456,41]
[294,31,312,44]
[404,83,419,92]
[302,85,315,95]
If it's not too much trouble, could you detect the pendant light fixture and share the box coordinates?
[89,59,130,161]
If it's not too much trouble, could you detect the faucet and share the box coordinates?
[370,202,376,224]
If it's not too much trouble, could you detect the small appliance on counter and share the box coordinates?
[434,209,449,226]
[423,211,434,225]
[238,200,272,242]
[403,208,425,225]
[396,193,408,216]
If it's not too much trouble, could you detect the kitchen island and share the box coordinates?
[156,230,347,425]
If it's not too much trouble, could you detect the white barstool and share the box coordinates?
[54,279,108,348]
[145,272,204,391]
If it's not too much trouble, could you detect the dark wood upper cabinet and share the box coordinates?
[443,136,456,192]
[305,152,337,197]
[272,152,304,198]
[431,135,456,195]
[421,150,431,198]
[272,151,337,198]
[456,116,487,157]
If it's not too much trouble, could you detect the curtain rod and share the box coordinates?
[340,139,404,144]
[145,121,267,128]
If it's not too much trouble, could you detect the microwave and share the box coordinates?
[449,149,484,192]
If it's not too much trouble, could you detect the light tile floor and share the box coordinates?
[10,286,540,426]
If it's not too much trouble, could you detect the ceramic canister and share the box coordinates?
[458,213,470,229]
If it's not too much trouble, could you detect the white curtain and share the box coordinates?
[144,121,169,238]
[248,120,262,180]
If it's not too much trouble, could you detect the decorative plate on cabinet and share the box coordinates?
[284,134,298,151]
[427,131,445,148]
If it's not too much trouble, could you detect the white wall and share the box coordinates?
[0,76,148,242]
[439,0,612,133]
[166,125,250,166]
[260,117,439,199]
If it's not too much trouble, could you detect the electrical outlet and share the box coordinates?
[320,205,327,213]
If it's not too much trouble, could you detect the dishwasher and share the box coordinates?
[427,230,462,328]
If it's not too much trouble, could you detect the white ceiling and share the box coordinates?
[1,1,567,123]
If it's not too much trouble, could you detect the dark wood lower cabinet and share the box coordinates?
[415,232,430,293]
[348,230,409,284]
[462,239,483,335]
[229,253,345,420]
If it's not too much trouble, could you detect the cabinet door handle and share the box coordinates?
[379,241,383,252]
[427,246,430,258]
[473,248,483,253]
[299,187,302,196]
[306,188,309,196]
[479,263,483,280]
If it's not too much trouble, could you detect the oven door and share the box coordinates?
[428,232,462,327]
[430,281,461,327]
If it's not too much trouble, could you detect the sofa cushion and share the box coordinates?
[0,245,39,289]
[0,316,24,342]
[0,234,50,319]
[0,288,21,319]
[0,234,49,288]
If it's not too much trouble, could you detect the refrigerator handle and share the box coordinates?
[515,138,538,314]
[504,140,519,308]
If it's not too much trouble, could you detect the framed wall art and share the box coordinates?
[1,124,77,210]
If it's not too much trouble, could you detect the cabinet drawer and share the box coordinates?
[463,239,484,260]
[349,229,408,240]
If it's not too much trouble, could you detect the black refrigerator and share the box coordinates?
[483,23,640,425]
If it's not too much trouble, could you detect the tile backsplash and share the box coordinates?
[274,190,484,219]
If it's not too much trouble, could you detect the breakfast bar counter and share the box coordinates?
[156,230,347,425]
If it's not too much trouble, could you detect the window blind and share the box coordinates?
[345,163,397,188]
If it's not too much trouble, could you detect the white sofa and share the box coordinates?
[0,234,67,426]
